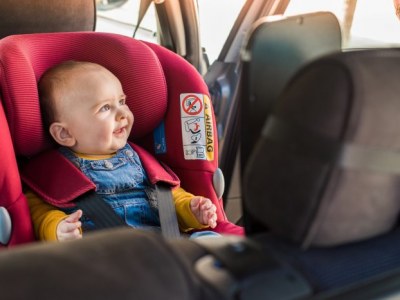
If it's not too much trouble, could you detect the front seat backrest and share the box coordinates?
[0,0,95,39]
[244,48,400,246]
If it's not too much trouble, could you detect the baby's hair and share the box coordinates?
[38,60,104,129]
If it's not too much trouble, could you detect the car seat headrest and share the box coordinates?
[0,0,95,39]
[0,32,167,157]
[244,48,400,247]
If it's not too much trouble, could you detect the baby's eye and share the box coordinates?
[119,98,126,105]
[99,104,111,112]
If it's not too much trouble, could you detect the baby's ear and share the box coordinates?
[49,122,75,147]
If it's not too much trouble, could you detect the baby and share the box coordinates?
[27,61,217,241]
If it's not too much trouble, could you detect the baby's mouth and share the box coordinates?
[114,126,126,135]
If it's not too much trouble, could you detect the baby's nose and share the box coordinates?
[116,108,127,119]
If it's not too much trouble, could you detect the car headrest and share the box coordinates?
[0,32,167,157]
[240,12,341,168]
[244,48,400,247]
[0,0,95,39]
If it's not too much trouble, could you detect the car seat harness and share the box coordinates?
[21,142,181,239]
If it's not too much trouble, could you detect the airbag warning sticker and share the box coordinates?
[180,93,214,161]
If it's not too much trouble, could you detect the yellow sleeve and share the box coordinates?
[172,187,208,232]
[25,190,67,241]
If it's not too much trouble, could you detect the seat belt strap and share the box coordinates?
[75,184,181,238]
[75,192,127,229]
[155,183,181,239]
[75,191,128,229]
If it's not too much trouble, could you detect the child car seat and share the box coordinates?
[0,32,243,236]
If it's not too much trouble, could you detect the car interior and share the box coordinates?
[1,0,400,299]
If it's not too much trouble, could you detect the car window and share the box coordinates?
[285,0,400,48]
[96,0,158,43]
[197,0,246,63]
[95,0,246,64]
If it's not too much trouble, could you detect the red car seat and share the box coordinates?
[0,32,243,237]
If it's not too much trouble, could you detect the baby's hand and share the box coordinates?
[190,197,217,228]
[57,209,83,241]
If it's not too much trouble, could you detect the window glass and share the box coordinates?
[96,0,158,43]
[285,0,400,48]
[197,0,246,63]
[96,0,246,64]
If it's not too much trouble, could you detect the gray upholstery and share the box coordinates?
[0,228,218,300]
[244,48,400,247]
[0,0,95,39]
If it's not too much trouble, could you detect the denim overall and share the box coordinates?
[59,144,161,232]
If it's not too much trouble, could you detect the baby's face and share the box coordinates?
[57,67,134,155]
